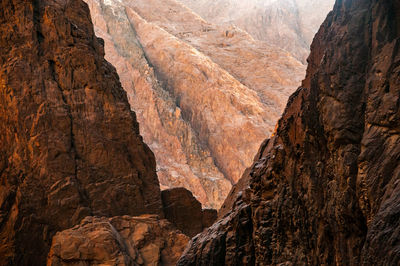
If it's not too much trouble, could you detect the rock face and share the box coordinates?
[47,215,189,266]
[178,0,400,265]
[84,0,306,208]
[47,188,215,265]
[161,188,217,237]
[0,0,163,264]
[179,0,335,62]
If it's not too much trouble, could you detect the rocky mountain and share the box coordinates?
[84,0,306,208]
[178,0,400,264]
[0,0,213,264]
[178,0,335,62]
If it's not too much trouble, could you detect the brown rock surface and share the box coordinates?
[84,0,306,208]
[161,188,217,237]
[178,0,400,264]
[217,139,270,219]
[0,0,162,264]
[201,209,218,229]
[47,215,189,266]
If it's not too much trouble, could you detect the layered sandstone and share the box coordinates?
[0,0,162,264]
[179,0,400,264]
[47,215,189,265]
[85,0,305,208]
[179,0,335,62]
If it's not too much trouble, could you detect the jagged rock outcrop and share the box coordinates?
[0,0,163,264]
[46,188,216,266]
[84,0,306,208]
[161,188,217,237]
[178,0,400,265]
[47,215,189,265]
[179,0,335,62]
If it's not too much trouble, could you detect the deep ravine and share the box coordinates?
[1,0,399,265]
[83,0,309,209]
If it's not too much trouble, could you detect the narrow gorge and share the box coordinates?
[0,0,399,265]
[83,0,333,209]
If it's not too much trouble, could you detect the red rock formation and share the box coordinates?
[84,0,306,208]
[85,0,233,209]
[161,188,217,237]
[0,0,162,264]
[47,215,189,265]
[178,0,400,264]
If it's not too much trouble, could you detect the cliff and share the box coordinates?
[84,0,305,208]
[178,0,400,264]
[0,0,165,264]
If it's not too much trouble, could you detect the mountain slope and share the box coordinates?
[85,0,305,208]
[178,0,335,62]
[178,0,400,264]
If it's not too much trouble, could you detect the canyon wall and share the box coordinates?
[179,0,400,264]
[85,0,306,208]
[0,0,164,264]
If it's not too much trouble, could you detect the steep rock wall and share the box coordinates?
[0,0,162,264]
[178,0,400,264]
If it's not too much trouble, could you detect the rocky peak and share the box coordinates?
[178,0,400,264]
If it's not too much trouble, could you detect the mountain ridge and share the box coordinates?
[84,0,308,208]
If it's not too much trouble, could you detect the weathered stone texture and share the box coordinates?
[84,0,306,208]
[47,215,189,266]
[0,0,162,264]
[178,0,400,264]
